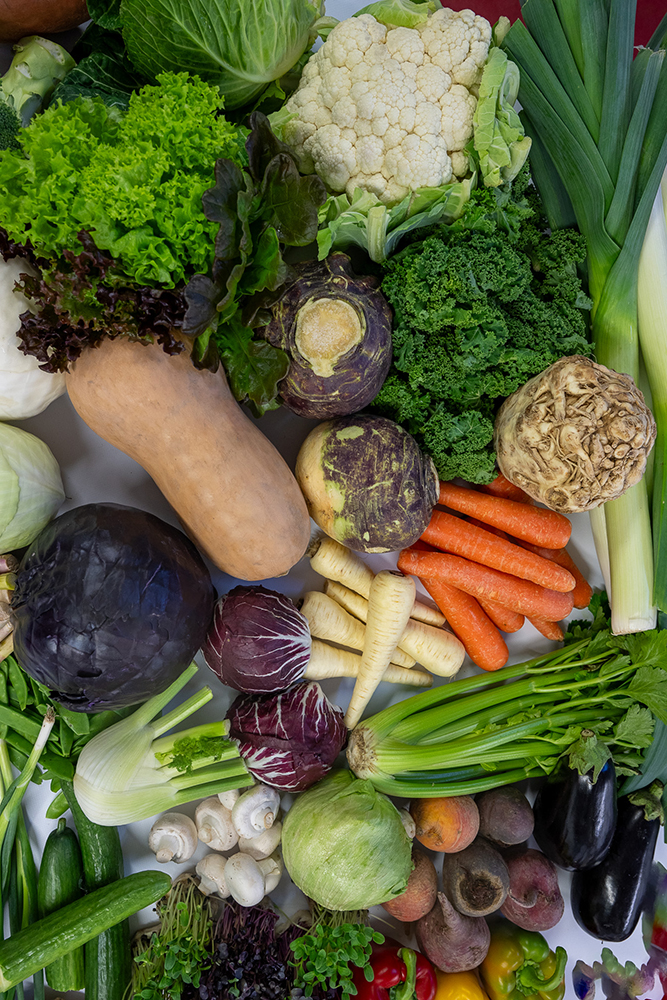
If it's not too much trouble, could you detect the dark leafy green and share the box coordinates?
[372,176,593,482]
[183,112,326,413]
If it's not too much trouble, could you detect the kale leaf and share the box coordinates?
[372,181,593,483]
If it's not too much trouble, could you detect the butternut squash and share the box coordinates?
[0,0,88,41]
[66,338,311,581]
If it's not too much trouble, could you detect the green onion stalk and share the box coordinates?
[0,712,54,1000]
[346,632,665,797]
[503,0,667,632]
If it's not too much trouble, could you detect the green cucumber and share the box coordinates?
[0,870,171,992]
[37,818,85,992]
[61,780,131,1000]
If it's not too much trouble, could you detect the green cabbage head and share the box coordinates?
[282,769,412,910]
[120,0,325,109]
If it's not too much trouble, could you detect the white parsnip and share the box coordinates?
[324,580,464,678]
[304,639,430,689]
[311,536,444,625]
[300,591,416,668]
[345,571,417,729]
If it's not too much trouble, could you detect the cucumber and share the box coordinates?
[0,870,171,992]
[37,818,85,992]
[61,780,132,1000]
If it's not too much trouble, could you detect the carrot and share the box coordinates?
[422,510,576,593]
[478,597,525,633]
[398,548,575,622]
[467,516,510,540]
[477,473,536,505]
[510,540,593,610]
[528,617,565,641]
[418,575,508,671]
[344,570,416,729]
[438,481,572,549]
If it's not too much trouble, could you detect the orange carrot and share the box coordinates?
[477,473,536,505]
[397,548,575,621]
[418,575,508,671]
[421,510,576,593]
[478,597,525,633]
[467,516,510,540]
[528,617,565,641]
[510,540,593,610]
[438,481,572,549]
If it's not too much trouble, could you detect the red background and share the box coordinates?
[447,0,666,46]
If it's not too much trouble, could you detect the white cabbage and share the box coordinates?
[0,422,65,551]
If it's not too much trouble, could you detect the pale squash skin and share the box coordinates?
[66,338,311,581]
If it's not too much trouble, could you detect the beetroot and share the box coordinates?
[500,848,564,931]
[415,891,490,972]
[476,786,534,847]
[382,848,437,922]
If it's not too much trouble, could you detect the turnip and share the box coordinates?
[415,891,490,972]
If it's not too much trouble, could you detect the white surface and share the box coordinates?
[2,0,660,992]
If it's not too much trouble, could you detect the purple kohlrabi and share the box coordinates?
[226,681,347,791]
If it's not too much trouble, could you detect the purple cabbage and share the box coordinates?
[227,681,347,791]
[203,585,312,694]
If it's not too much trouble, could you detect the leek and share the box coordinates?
[73,664,249,826]
[503,0,667,631]
[638,175,667,609]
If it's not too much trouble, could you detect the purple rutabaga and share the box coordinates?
[203,585,312,694]
[262,253,392,420]
[226,681,347,791]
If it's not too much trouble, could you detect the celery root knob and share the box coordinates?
[346,725,378,780]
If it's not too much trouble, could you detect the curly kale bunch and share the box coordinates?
[372,181,592,483]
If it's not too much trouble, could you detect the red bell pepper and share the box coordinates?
[351,942,437,1000]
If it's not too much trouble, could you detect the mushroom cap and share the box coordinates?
[238,822,283,860]
[494,356,657,513]
[195,797,239,852]
[224,853,267,907]
[232,784,281,839]
[148,811,198,864]
[196,853,230,898]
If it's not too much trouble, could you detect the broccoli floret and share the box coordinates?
[0,101,21,152]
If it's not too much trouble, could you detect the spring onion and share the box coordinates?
[346,609,667,797]
[503,0,667,632]
[73,664,249,826]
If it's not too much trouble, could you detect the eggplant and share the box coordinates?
[532,759,617,870]
[571,784,662,941]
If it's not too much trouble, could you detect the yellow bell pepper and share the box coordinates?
[434,969,490,1000]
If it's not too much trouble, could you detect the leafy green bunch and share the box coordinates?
[0,71,247,289]
[290,909,384,999]
[371,174,593,483]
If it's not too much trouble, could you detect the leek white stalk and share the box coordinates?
[74,663,249,826]
[638,176,667,610]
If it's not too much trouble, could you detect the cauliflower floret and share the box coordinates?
[283,8,491,204]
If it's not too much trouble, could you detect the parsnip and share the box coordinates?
[324,580,464,677]
[304,640,430,688]
[300,591,416,669]
[310,536,444,625]
[345,571,417,729]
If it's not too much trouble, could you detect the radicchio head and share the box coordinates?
[226,681,347,791]
[203,585,312,694]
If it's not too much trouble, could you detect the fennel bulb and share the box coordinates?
[0,422,64,551]
[0,258,65,419]
[73,664,249,826]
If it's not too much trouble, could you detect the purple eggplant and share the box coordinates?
[532,759,617,871]
[571,782,663,941]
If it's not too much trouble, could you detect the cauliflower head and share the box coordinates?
[283,7,492,204]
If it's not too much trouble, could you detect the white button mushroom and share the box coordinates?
[224,852,284,907]
[148,811,198,864]
[195,796,239,852]
[217,788,243,810]
[238,821,282,861]
[399,807,416,840]
[231,784,281,840]
[196,853,231,898]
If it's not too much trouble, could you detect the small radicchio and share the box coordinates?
[226,681,347,791]
[203,585,312,694]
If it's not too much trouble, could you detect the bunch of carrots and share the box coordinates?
[397,474,593,671]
